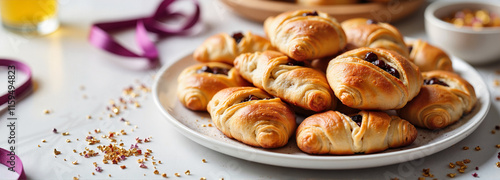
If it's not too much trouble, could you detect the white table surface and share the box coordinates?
[1,0,500,179]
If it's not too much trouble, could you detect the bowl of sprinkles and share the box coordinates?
[425,1,500,65]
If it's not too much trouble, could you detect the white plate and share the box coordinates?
[152,54,490,169]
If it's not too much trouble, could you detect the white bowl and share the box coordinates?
[425,1,500,65]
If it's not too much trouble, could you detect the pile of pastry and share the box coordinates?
[176,10,477,155]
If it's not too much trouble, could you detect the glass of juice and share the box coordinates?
[0,0,59,35]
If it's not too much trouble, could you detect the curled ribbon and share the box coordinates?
[89,0,201,67]
[0,59,31,180]
[0,148,26,180]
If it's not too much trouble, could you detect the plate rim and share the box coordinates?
[152,52,491,169]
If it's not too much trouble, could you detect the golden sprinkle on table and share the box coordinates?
[73,177,79,180]
[456,161,465,166]
[463,146,469,150]
[154,170,159,175]
[492,130,496,134]
[162,173,167,178]
[447,173,456,178]
[185,170,191,175]
[202,159,206,163]
[464,159,471,164]
[496,144,500,148]
[475,146,481,151]
[92,172,95,175]
[43,109,50,114]
[87,115,92,119]
[120,165,126,169]
[497,162,500,168]
[66,139,71,143]
[449,162,456,168]
[41,139,46,143]
[457,168,465,173]
[54,149,61,155]
[202,124,206,127]
[37,145,41,148]
[72,160,78,165]
[108,174,111,177]
[200,177,206,180]
[175,173,180,177]
[62,132,69,136]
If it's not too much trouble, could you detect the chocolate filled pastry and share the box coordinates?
[296,110,417,155]
[407,39,453,72]
[235,50,336,112]
[177,62,250,111]
[264,10,346,61]
[397,71,477,130]
[341,18,409,58]
[193,31,276,65]
[207,87,297,148]
[296,0,359,5]
[326,47,422,110]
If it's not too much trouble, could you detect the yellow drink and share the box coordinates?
[0,0,58,34]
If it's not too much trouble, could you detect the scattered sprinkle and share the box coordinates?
[72,160,78,165]
[497,162,500,168]
[41,139,46,143]
[154,170,159,175]
[162,173,167,178]
[37,145,40,148]
[200,177,206,180]
[202,159,206,163]
[66,139,71,143]
[475,146,481,151]
[464,159,471,164]
[54,149,61,155]
[449,163,456,168]
[175,173,180,177]
[43,109,51,114]
[108,174,111,177]
[496,144,500,148]
[87,115,92,119]
[463,146,469,150]
[120,165,126,169]
[447,173,456,178]
[472,172,479,178]
[185,170,191,175]
[62,132,70,136]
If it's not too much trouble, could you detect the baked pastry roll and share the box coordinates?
[407,39,453,72]
[326,47,422,110]
[296,110,417,155]
[207,87,297,148]
[341,18,409,58]
[177,62,249,111]
[234,50,335,112]
[397,71,477,130]
[264,10,346,61]
[193,31,275,65]
[296,0,358,5]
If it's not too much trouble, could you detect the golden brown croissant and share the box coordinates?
[296,110,417,155]
[407,39,453,72]
[193,31,276,65]
[397,71,477,130]
[296,0,358,5]
[207,87,297,148]
[234,50,336,112]
[326,47,422,110]
[341,18,409,58]
[177,62,250,111]
[264,10,346,61]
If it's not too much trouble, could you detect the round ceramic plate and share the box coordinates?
[152,54,490,169]
[219,0,425,23]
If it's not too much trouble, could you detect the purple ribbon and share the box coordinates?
[0,59,31,180]
[89,0,200,67]
[0,59,32,106]
[0,148,26,179]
